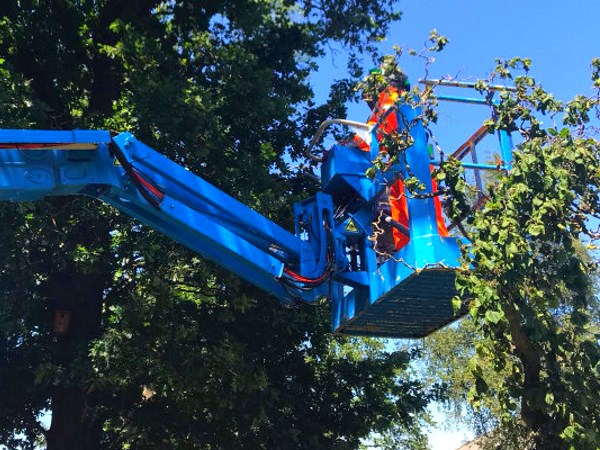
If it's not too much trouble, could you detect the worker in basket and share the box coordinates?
[354,66,448,252]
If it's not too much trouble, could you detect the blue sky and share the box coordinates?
[314,0,600,154]
[393,0,599,98]
[311,1,600,448]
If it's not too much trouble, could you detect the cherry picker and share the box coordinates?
[0,80,513,338]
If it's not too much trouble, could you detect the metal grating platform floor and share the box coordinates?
[338,269,464,338]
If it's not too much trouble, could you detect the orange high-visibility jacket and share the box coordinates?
[355,87,448,250]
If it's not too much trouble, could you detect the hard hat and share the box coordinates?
[387,71,409,89]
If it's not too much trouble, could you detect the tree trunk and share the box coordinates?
[502,301,567,450]
[44,270,106,450]
[46,387,102,450]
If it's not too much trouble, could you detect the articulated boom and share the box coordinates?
[0,84,513,338]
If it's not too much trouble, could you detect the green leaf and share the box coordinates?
[528,223,545,236]
[451,295,463,313]
[485,310,504,324]
[562,426,576,440]
[506,241,519,256]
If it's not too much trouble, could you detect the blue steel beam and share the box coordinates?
[100,191,291,302]
[111,133,304,261]
[435,95,489,105]
[0,145,121,201]
[430,160,509,171]
[419,79,517,93]
[0,131,309,304]
[0,129,306,262]
[498,130,513,171]
[0,129,111,144]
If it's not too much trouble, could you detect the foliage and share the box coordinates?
[449,59,600,449]
[419,318,502,435]
[361,48,600,449]
[0,1,435,449]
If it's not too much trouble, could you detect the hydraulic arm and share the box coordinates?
[0,84,513,338]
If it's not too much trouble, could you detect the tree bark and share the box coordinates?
[502,300,567,450]
[46,387,101,450]
[44,270,106,450]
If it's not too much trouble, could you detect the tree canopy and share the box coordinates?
[1,3,599,450]
[0,2,436,449]
[369,52,600,449]
[448,59,600,449]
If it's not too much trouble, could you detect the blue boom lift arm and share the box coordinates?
[0,83,514,338]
